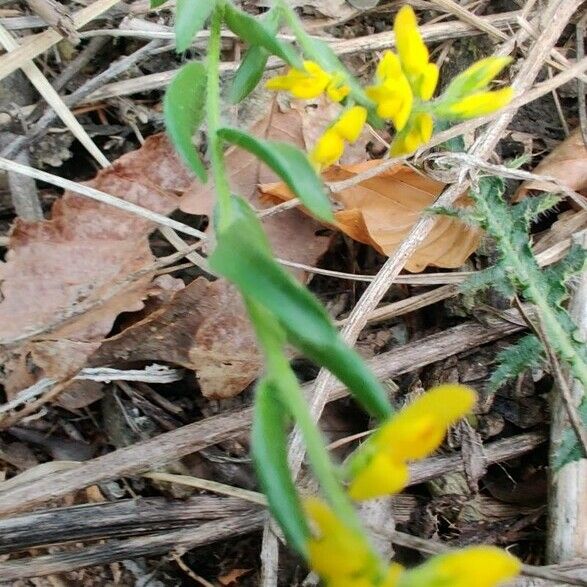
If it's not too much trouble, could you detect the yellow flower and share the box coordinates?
[366,51,413,130]
[399,546,521,587]
[390,112,433,156]
[266,60,349,102]
[310,106,367,169]
[266,61,330,99]
[394,5,439,100]
[305,498,391,586]
[310,128,345,169]
[446,87,514,118]
[348,384,476,500]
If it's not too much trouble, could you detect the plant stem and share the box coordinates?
[206,1,233,233]
[247,299,363,533]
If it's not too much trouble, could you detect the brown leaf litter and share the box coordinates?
[261,160,481,272]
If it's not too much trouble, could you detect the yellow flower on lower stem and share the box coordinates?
[446,87,514,118]
[390,112,434,156]
[305,498,392,586]
[310,106,367,169]
[348,384,476,500]
[398,546,521,587]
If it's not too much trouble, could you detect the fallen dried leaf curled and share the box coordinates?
[0,134,193,398]
[89,278,262,400]
[261,160,480,272]
[517,128,587,199]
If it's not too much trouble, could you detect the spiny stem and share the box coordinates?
[206,1,233,233]
[475,193,587,390]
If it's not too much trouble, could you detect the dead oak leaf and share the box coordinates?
[260,160,480,273]
[89,278,261,399]
[516,128,587,199]
[0,134,193,398]
[180,99,330,279]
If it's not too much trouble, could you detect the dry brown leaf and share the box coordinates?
[89,278,262,399]
[517,128,587,199]
[180,99,331,278]
[260,160,480,272]
[0,134,193,398]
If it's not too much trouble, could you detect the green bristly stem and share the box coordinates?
[206,1,233,233]
[474,194,587,390]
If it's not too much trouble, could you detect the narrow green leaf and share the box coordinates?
[150,0,169,7]
[175,0,215,53]
[217,127,333,222]
[252,378,309,555]
[164,62,207,182]
[229,8,281,103]
[210,202,393,421]
[224,3,301,68]
[229,47,268,104]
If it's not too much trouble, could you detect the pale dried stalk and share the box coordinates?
[0,24,109,167]
[0,156,205,240]
[260,0,583,583]
[0,0,121,82]
[548,231,587,563]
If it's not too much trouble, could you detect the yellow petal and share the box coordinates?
[310,128,345,169]
[418,63,439,100]
[265,75,294,92]
[378,384,476,459]
[333,106,368,142]
[432,546,521,587]
[304,498,381,583]
[447,87,513,118]
[376,50,402,81]
[348,452,409,500]
[381,563,404,587]
[394,5,429,76]
[326,74,350,102]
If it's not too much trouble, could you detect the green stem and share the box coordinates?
[247,299,363,533]
[206,1,233,232]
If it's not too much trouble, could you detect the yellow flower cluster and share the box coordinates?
[303,384,521,587]
[305,498,520,587]
[348,384,476,500]
[265,4,514,168]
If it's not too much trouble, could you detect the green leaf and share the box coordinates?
[209,201,393,421]
[229,47,268,104]
[489,334,544,391]
[554,399,587,469]
[175,0,215,53]
[150,0,169,7]
[164,61,207,182]
[217,127,333,222]
[229,8,281,103]
[252,377,309,555]
[224,3,301,68]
